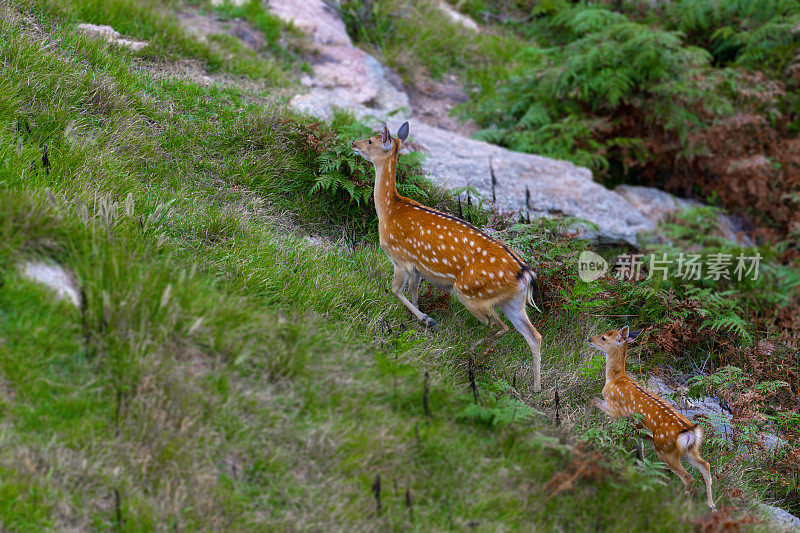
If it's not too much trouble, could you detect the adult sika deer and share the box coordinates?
[353,122,544,391]
[589,326,715,510]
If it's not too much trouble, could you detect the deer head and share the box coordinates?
[588,326,642,354]
[352,122,409,163]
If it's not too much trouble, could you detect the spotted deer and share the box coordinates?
[589,326,715,510]
[352,122,544,391]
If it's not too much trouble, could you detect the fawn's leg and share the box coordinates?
[658,450,695,495]
[685,452,715,511]
[392,267,437,329]
[591,398,613,416]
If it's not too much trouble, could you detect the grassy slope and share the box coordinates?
[0,1,763,530]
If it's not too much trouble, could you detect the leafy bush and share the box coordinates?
[459,7,728,172]
[449,1,800,241]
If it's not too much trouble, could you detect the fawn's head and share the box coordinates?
[588,326,642,356]
[352,122,409,163]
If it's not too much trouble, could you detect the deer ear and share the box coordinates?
[616,326,629,342]
[397,121,409,142]
[627,329,643,343]
[381,123,392,150]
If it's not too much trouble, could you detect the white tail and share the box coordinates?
[352,122,544,392]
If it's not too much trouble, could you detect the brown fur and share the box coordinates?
[353,123,544,391]
[589,326,716,510]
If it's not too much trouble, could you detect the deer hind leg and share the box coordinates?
[391,267,437,329]
[657,449,695,496]
[685,451,715,511]
[500,292,543,392]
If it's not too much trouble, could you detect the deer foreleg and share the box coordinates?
[408,269,421,308]
[391,267,438,329]
[591,398,613,416]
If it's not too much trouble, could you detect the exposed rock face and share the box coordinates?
[21,262,81,307]
[269,0,410,119]
[616,185,753,246]
[77,23,148,51]
[412,122,653,244]
[759,503,800,531]
[615,185,693,226]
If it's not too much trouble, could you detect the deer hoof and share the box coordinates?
[709,504,717,512]
[422,315,438,330]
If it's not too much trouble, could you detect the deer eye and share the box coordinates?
[601,336,606,341]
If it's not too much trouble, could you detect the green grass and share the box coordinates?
[341,0,518,85]
[0,1,772,530]
[15,0,293,83]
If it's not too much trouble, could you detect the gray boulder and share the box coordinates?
[760,504,800,531]
[77,23,148,51]
[412,122,653,245]
[270,0,409,118]
[615,185,753,246]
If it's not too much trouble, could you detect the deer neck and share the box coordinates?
[373,152,400,221]
[605,344,628,383]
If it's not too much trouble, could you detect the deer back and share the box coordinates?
[603,377,697,449]
[382,198,531,298]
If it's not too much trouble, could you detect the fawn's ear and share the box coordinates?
[616,325,630,343]
[397,121,409,142]
[627,329,643,343]
[381,123,392,151]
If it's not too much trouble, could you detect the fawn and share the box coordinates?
[589,326,715,510]
[353,122,544,391]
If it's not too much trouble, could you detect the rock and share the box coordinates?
[21,261,81,307]
[411,122,653,244]
[614,185,694,225]
[269,0,351,46]
[271,0,408,114]
[759,503,800,531]
[77,23,148,51]
[291,50,410,118]
[271,0,410,119]
[615,185,753,246]
[437,1,480,31]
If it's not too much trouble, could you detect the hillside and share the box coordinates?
[1,0,798,531]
